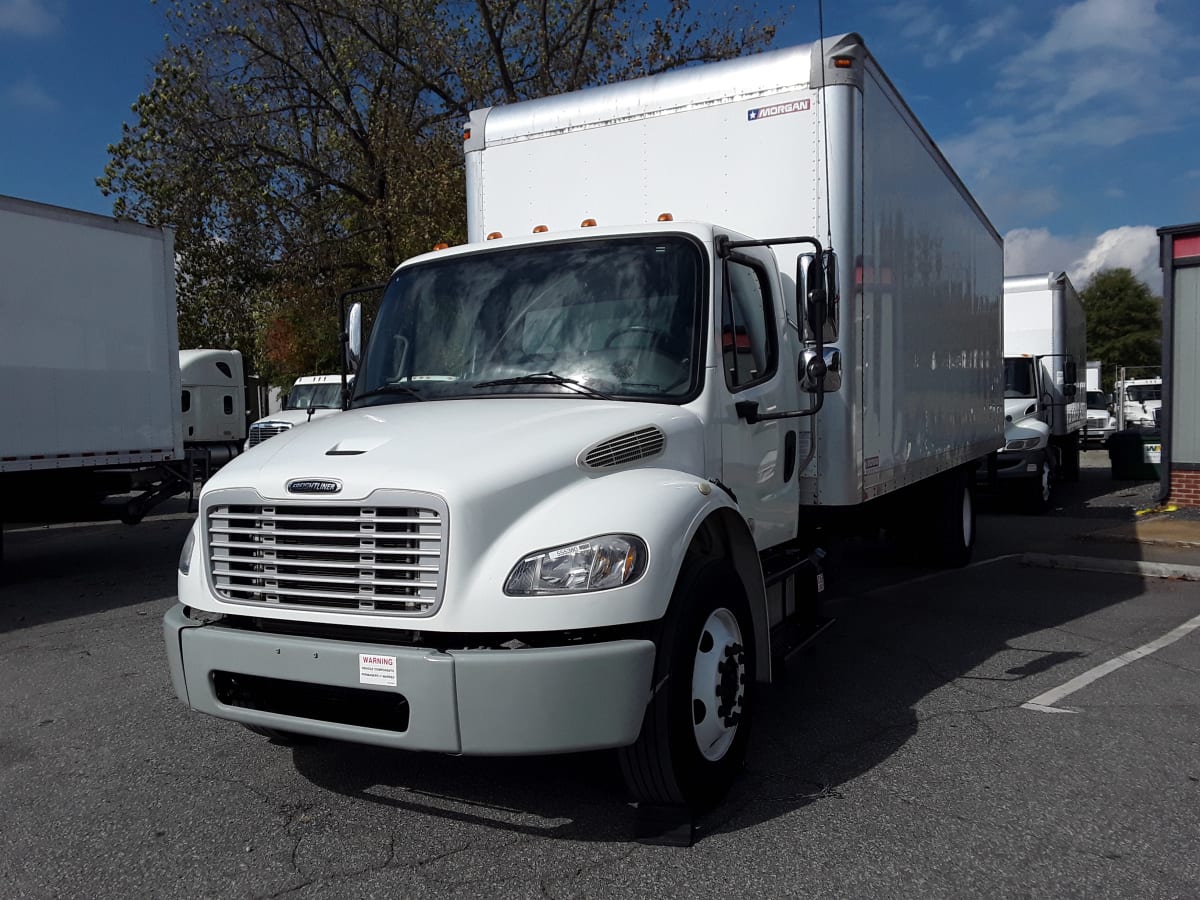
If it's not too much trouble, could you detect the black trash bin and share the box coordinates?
[1107,428,1161,480]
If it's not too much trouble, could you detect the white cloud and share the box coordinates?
[942,0,1200,225]
[0,0,59,36]
[877,1,1020,67]
[4,76,57,110]
[1004,224,1161,290]
[1070,225,1160,288]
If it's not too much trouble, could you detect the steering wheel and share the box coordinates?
[604,325,672,350]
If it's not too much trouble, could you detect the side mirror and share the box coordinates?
[347,302,362,373]
[797,251,839,342]
[1063,383,1077,399]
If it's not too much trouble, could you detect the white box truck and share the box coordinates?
[993,273,1087,510]
[0,195,243,547]
[166,33,1003,816]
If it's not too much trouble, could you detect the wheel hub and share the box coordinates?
[691,607,745,761]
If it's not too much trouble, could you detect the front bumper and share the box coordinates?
[979,448,1045,483]
[1085,423,1116,446]
[163,604,655,755]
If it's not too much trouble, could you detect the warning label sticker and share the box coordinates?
[747,99,811,122]
[359,653,397,687]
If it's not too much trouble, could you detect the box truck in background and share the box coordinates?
[993,273,1087,510]
[167,33,1003,817]
[0,195,242,551]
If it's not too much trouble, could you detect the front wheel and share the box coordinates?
[619,559,755,812]
[1024,456,1053,514]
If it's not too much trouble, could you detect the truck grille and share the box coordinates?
[206,497,446,616]
[247,422,293,447]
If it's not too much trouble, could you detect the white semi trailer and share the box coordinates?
[166,34,1004,817]
[994,273,1087,510]
[0,195,243,549]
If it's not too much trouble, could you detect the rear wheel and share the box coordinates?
[932,468,975,568]
[619,558,755,812]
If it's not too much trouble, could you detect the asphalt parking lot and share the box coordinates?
[2,451,1197,899]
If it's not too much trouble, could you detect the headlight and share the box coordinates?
[178,526,197,575]
[505,534,648,595]
[1004,437,1041,451]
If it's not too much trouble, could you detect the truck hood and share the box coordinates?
[210,398,707,502]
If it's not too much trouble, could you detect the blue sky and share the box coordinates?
[2,0,1196,289]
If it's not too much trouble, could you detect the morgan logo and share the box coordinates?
[747,99,811,121]
[287,478,342,494]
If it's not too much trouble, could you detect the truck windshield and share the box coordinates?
[1086,390,1109,411]
[353,235,704,405]
[285,383,342,409]
[1126,384,1161,402]
[1004,357,1037,399]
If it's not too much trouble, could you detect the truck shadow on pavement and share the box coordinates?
[0,513,193,631]
[287,459,1156,843]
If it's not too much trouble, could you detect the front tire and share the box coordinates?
[619,559,755,812]
[1024,456,1053,514]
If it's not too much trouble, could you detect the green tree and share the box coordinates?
[100,0,778,387]
[1080,267,1162,392]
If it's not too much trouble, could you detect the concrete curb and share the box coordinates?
[1021,553,1200,581]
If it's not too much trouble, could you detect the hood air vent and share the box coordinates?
[582,426,666,469]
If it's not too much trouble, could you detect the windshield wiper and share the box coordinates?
[353,383,425,403]
[472,371,614,400]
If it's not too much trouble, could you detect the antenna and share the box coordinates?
[816,0,833,251]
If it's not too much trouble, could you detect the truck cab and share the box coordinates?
[244,374,350,450]
[1120,378,1162,429]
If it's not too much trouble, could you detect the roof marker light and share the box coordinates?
[581,218,597,227]
[533,225,549,233]
[463,127,471,141]
[657,213,674,222]
[432,242,449,251]
[833,56,854,69]
[486,232,503,240]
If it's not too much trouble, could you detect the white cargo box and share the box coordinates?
[0,195,181,473]
[464,33,1004,505]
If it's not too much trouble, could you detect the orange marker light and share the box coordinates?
[657,213,674,222]
[581,218,597,227]
[833,56,854,69]
[463,127,472,141]
[532,225,549,233]
[486,231,503,240]
[432,242,450,251]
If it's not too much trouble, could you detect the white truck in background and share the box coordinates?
[993,273,1087,510]
[1117,375,1162,429]
[1083,360,1117,449]
[0,195,243,553]
[180,348,248,470]
[167,33,1003,817]
[244,374,350,450]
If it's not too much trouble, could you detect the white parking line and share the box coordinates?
[1022,611,1200,713]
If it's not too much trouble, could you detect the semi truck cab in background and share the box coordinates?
[165,33,1004,815]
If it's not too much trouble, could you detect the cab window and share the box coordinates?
[721,259,776,390]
